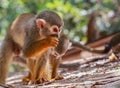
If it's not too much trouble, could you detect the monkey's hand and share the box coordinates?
[45,36,59,48]
[108,45,120,62]
[108,53,118,62]
[23,36,59,58]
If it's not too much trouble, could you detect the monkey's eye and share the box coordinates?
[53,28,59,32]
[50,25,61,33]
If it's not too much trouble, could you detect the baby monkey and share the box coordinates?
[0,10,66,84]
[22,34,70,84]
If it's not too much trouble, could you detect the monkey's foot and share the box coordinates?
[29,77,50,84]
[22,73,31,85]
[22,77,30,85]
[54,75,64,80]
[108,53,118,62]
[22,77,50,84]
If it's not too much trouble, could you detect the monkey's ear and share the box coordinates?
[36,19,46,29]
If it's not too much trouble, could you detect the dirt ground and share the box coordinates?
[5,55,120,88]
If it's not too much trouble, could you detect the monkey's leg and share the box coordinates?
[22,59,35,84]
[34,55,50,84]
[50,56,63,80]
[0,38,14,84]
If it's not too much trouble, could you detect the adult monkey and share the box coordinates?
[0,10,66,84]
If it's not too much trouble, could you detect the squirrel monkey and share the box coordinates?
[0,10,64,84]
[71,32,120,61]
[22,34,70,84]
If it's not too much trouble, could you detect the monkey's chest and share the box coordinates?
[37,48,53,78]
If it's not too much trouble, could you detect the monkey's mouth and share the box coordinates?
[49,34,58,38]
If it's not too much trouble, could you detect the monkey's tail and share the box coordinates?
[71,40,111,54]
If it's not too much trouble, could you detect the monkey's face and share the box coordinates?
[36,19,62,38]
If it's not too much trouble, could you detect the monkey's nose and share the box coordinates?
[50,34,58,38]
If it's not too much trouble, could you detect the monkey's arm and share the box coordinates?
[55,34,70,56]
[23,36,58,58]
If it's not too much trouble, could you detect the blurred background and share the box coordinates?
[0,0,120,72]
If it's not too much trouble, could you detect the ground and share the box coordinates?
[5,55,120,88]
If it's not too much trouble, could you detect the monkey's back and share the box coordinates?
[7,13,35,47]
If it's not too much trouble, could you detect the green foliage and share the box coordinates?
[0,0,120,41]
[46,0,88,41]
